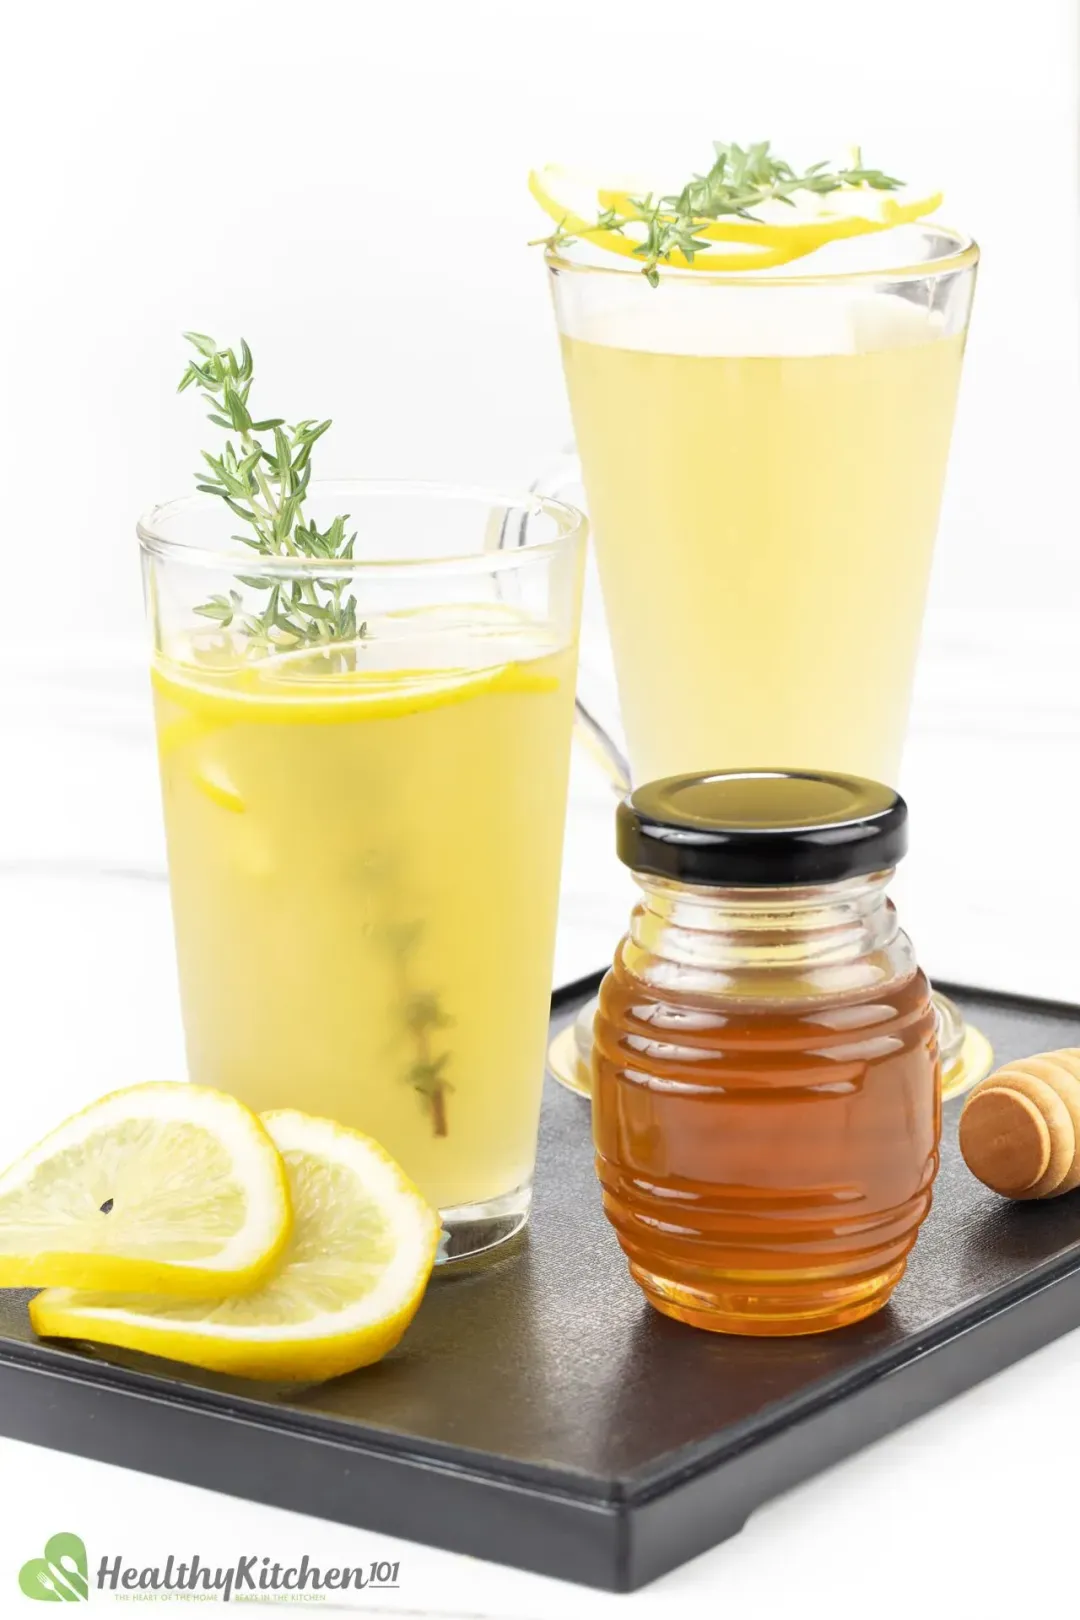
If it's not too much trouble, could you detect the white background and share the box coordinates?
[2,0,1077,639]
[1,0,1080,1614]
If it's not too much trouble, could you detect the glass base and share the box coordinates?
[548,990,993,1102]
[436,1182,531,1264]
[934,993,994,1098]
[629,1257,907,1337]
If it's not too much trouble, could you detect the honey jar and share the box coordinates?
[592,769,941,1335]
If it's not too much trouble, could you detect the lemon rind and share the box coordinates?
[531,164,944,274]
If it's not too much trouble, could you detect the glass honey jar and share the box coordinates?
[592,769,941,1336]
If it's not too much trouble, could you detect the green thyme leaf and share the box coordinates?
[532,138,904,284]
[179,333,364,647]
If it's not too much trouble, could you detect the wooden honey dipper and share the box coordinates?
[959,1050,1080,1199]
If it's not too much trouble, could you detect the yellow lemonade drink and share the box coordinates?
[152,621,576,1216]
[559,288,966,785]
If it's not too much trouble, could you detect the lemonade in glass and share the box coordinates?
[140,483,585,1259]
[535,149,978,787]
[532,143,980,1093]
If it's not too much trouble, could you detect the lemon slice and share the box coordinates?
[154,653,557,728]
[0,1084,291,1296]
[30,1111,441,1382]
[530,162,943,273]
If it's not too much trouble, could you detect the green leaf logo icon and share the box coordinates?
[18,1533,88,1601]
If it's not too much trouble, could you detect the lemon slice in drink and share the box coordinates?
[0,1084,291,1295]
[30,1112,441,1383]
[530,162,943,272]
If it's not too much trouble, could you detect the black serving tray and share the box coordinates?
[4,976,1080,1591]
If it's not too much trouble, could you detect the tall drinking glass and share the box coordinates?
[540,223,981,1092]
[139,483,586,1260]
[545,223,978,788]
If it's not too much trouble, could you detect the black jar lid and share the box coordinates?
[616,769,908,888]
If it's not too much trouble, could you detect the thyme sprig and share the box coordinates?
[540,140,903,286]
[178,333,363,651]
[387,921,454,1138]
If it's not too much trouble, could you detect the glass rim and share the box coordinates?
[544,222,979,287]
[136,479,587,578]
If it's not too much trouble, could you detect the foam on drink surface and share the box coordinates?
[560,283,947,358]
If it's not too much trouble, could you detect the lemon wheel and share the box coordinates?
[31,1111,441,1383]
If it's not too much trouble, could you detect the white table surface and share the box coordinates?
[1,608,1078,1615]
